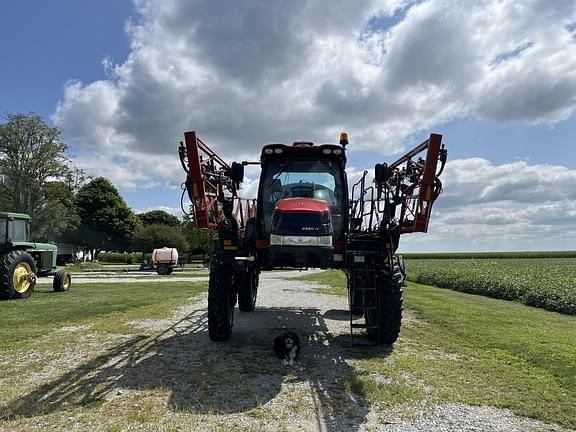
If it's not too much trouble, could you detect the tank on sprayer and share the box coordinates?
[152,247,179,275]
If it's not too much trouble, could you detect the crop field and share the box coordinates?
[402,251,576,259]
[405,258,576,315]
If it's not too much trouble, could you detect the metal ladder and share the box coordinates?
[349,266,380,346]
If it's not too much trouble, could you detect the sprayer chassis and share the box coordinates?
[179,132,446,344]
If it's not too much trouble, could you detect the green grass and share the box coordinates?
[343,375,425,408]
[0,282,206,351]
[406,258,576,314]
[292,269,347,296]
[293,270,576,428]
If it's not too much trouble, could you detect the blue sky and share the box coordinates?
[2,0,575,251]
[1,1,132,118]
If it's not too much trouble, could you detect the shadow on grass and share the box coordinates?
[3,305,392,431]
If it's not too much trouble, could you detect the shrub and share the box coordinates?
[98,252,141,264]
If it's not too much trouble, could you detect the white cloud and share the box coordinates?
[440,158,576,206]
[401,157,576,251]
[52,0,576,252]
[133,205,184,219]
[54,0,576,191]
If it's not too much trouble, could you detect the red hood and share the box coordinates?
[274,198,330,213]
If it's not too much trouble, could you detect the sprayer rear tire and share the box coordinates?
[366,268,403,345]
[0,250,37,300]
[238,267,258,312]
[53,269,72,292]
[208,253,236,341]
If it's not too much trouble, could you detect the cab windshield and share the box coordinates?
[259,159,345,236]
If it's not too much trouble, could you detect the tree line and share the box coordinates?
[0,112,211,260]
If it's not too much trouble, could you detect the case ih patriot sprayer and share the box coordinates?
[178,132,447,344]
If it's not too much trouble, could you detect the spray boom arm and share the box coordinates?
[350,133,447,237]
[179,131,255,230]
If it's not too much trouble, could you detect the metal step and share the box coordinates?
[351,323,378,329]
[349,269,380,346]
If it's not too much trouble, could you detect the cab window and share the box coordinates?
[8,219,28,242]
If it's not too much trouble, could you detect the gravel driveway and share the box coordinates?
[2,270,570,431]
[230,271,569,432]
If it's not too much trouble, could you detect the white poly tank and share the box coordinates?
[152,247,179,265]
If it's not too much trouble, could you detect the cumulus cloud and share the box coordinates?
[133,205,184,219]
[440,158,576,206]
[401,157,576,251]
[53,0,576,190]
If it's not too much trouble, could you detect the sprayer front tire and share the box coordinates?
[0,250,37,300]
[366,268,403,345]
[208,253,236,341]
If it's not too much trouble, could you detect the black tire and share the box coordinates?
[366,267,403,345]
[156,264,168,275]
[166,266,174,275]
[0,250,37,300]
[208,253,236,341]
[238,266,258,312]
[394,255,406,285]
[53,269,72,292]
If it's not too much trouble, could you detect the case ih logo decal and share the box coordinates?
[301,227,319,231]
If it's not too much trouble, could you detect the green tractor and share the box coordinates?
[0,212,72,300]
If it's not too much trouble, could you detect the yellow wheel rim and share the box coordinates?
[63,274,71,290]
[13,262,33,293]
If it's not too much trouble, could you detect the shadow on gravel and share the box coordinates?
[3,305,391,431]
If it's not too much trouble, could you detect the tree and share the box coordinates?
[182,213,215,260]
[75,177,141,258]
[132,224,189,254]
[0,112,76,240]
[138,210,181,227]
[42,180,81,242]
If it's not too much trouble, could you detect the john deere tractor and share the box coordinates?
[0,212,72,300]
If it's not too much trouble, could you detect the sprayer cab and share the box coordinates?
[256,140,348,268]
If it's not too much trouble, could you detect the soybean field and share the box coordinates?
[405,257,576,315]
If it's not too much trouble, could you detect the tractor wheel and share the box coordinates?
[53,269,72,292]
[208,253,236,341]
[166,266,174,275]
[156,264,168,275]
[238,266,258,312]
[366,267,403,345]
[0,250,37,300]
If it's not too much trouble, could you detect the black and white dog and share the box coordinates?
[273,331,300,366]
